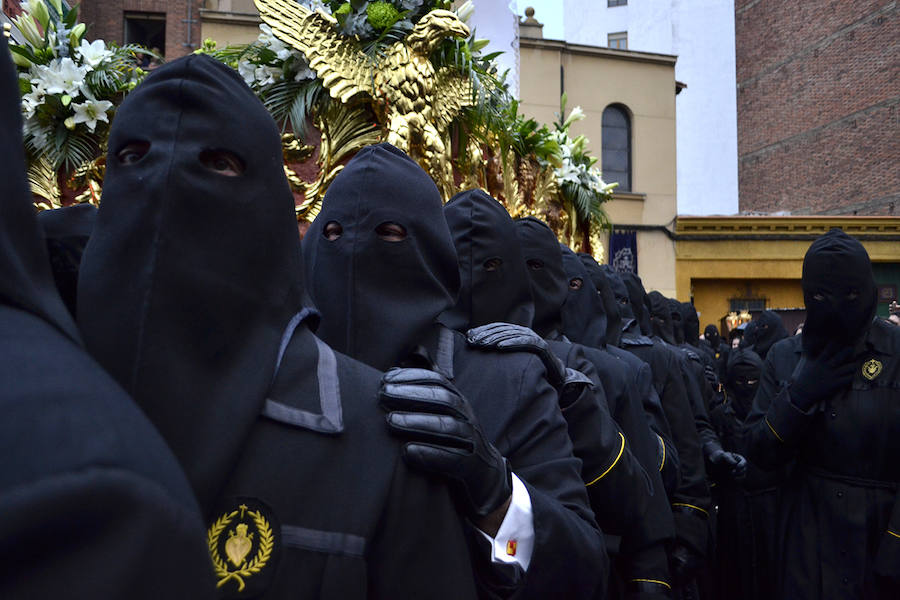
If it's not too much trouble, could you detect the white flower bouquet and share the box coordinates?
[8,0,152,206]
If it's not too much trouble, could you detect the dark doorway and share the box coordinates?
[124,12,166,58]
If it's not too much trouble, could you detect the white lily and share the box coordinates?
[37,57,88,95]
[71,98,112,132]
[77,39,112,68]
[13,13,44,48]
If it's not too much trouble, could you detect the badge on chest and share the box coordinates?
[208,498,281,597]
[862,358,883,381]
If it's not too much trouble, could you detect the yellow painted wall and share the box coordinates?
[519,38,679,295]
[674,217,900,328]
[201,19,260,47]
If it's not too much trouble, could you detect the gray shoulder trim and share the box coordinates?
[282,524,365,557]
[261,310,344,434]
[436,326,455,379]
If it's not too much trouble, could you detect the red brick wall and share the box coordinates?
[735,0,899,215]
[80,0,204,60]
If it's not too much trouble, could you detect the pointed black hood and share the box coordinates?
[679,302,701,346]
[704,325,722,349]
[801,229,877,356]
[0,40,80,344]
[440,189,534,330]
[623,273,653,337]
[668,298,686,345]
[578,254,623,347]
[560,245,607,347]
[605,268,640,336]
[647,291,676,345]
[78,54,304,512]
[303,143,460,371]
[739,310,788,360]
[725,348,763,419]
[514,217,567,338]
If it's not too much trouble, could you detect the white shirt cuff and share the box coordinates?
[478,472,535,571]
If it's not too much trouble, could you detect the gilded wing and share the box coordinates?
[253,0,375,103]
[431,66,473,132]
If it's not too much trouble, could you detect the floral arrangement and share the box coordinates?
[8,0,151,207]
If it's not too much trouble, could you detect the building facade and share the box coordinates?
[521,0,739,217]
[80,1,205,60]
[735,0,899,215]
[676,216,900,331]
[518,21,679,296]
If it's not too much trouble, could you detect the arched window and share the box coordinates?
[602,104,631,192]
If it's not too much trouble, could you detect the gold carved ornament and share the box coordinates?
[253,0,474,212]
[208,504,275,592]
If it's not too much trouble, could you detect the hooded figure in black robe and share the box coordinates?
[703,324,729,381]
[77,56,477,599]
[554,248,683,598]
[445,194,653,535]
[0,36,214,598]
[707,349,780,600]
[745,229,900,599]
[578,257,680,491]
[621,286,714,594]
[739,310,788,360]
[303,144,605,599]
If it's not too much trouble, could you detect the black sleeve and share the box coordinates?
[0,467,216,599]
[501,359,608,600]
[744,345,812,470]
[369,460,479,599]
[559,349,652,536]
[634,361,680,496]
[662,352,711,558]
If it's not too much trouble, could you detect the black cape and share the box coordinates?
[0,36,213,598]
[304,145,606,599]
[78,57,477,598]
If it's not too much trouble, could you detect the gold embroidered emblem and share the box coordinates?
[862,359,883,381]
[208,504,274,592]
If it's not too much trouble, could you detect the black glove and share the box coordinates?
[379,368,512,519]
[705,443,748,480]
[668,542,704,584]
[703,364,719,388]
[467,322,567,386]
[789,341,856,411]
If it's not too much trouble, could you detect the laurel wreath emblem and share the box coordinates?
[208,509,275,592]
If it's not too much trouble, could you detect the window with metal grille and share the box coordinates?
[602,104,631,191]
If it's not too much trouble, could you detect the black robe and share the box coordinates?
[707,349,780,600]
[304,149,606,599]
[77,57,478,598]
[0,37,213,598]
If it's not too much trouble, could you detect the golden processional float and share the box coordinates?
[10,0,615,257]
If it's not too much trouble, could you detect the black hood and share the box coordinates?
[578,254,623,347]
[801,229,877,356]
[704,324,721,349]
[303,143,460,371]
[515,217,567,338]
[440,189,534,330]
[725,348,763,418]
[739,310,788,360]
[668,298,685,345]
[605,269,641,337]
[560,246,607,348]
[37,204,97,318]
[0,40,80,345]
[623,273,653,336]
[647,291,676,345]
[78,54,304,512]
[680,302,701,346]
